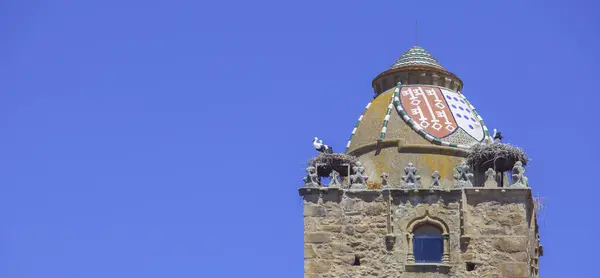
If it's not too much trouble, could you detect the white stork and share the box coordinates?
[313,137,334,154]
[493,129,503,142]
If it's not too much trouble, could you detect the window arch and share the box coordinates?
[406,212,450,264]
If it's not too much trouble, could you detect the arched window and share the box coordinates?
[413,225,443,263]
[406,212,450,264]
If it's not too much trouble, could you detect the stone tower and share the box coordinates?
[300,46,542,277]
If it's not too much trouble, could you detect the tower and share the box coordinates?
[300,46,542,277]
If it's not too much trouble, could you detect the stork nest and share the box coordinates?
[308,153,358,177]
[466,143,529,172]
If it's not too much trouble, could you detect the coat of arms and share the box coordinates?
[396,85,486,143]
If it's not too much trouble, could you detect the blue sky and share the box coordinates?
[0,0,598,277]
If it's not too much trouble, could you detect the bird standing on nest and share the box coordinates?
[313,137,334,154]
[493,129,503,143]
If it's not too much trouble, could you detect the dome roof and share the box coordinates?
[390,46,445,70]
[345,45,494,187]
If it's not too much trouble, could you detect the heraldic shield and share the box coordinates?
[395,85,487,146]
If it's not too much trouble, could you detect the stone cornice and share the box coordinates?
[299,187,533,202]
[346,140,469,158]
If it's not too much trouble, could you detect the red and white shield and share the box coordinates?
[398,85,485,141]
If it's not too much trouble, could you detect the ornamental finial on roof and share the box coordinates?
[415,20,419,46]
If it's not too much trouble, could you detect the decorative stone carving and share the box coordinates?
[385,234,396,251]
[328,170,341,188]
[401,163,421,189]
[350,161,368,189]
[453,161,473,188]
[484,168,498,188]
[303,166,320,188]
[510,161,529,188]
[381,172,391,189]
[431,171,441,189]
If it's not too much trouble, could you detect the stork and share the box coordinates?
[493,129,503,143]
[313,137,334,154]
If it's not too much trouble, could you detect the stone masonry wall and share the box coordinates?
[461,189,540,278]
[300,188,540,278]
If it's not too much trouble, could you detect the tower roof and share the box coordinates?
[390,46,445,70]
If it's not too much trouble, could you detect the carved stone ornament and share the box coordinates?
[303,166,320,188]
[510,161,529,188]
[453,161,473,188]
[350,161,368,189]
[381,172,391,189]
[328,170,341,188]
[401,163,421,189]
[431,171,441,189]
[385,234,396,251]
[484,168,498,188]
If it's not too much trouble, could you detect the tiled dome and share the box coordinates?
[390,46,444,70]
[346,45,494,187]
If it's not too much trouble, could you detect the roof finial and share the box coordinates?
[415,20,418,46]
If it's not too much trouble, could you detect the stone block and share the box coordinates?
[372,223,387,229]
[364,233,377,241]
[509,251,528,262]
[499,262,528,278]
[306,259,332,274]
[322,225,342,233]
[461,252,475,261]
[313,244,333,259]
[305,205,327,217]
[374,228,388,235]
[494,237,527,253]
[340,255,355,265]
[513,224,529,235]
[491,252,515,263]
[344,226,355,235]
[331,241,354,253]
[306,232,332,244]
[373,216,388,223]
[481,225,507,235]
[305,244,317,259]
[342,198,364,212]
[304,218,319,231]
[498,212,525,227]
[320,217,340,226]
[365,202,385,216]
[355,225,369,233]
[480,273,500,278]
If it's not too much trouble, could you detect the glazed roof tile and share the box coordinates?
[390,46,445,70]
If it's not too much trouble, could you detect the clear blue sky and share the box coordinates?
[0,1,598,277]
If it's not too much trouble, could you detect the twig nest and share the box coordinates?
[466,143,529,172]
[308,153,358,177]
